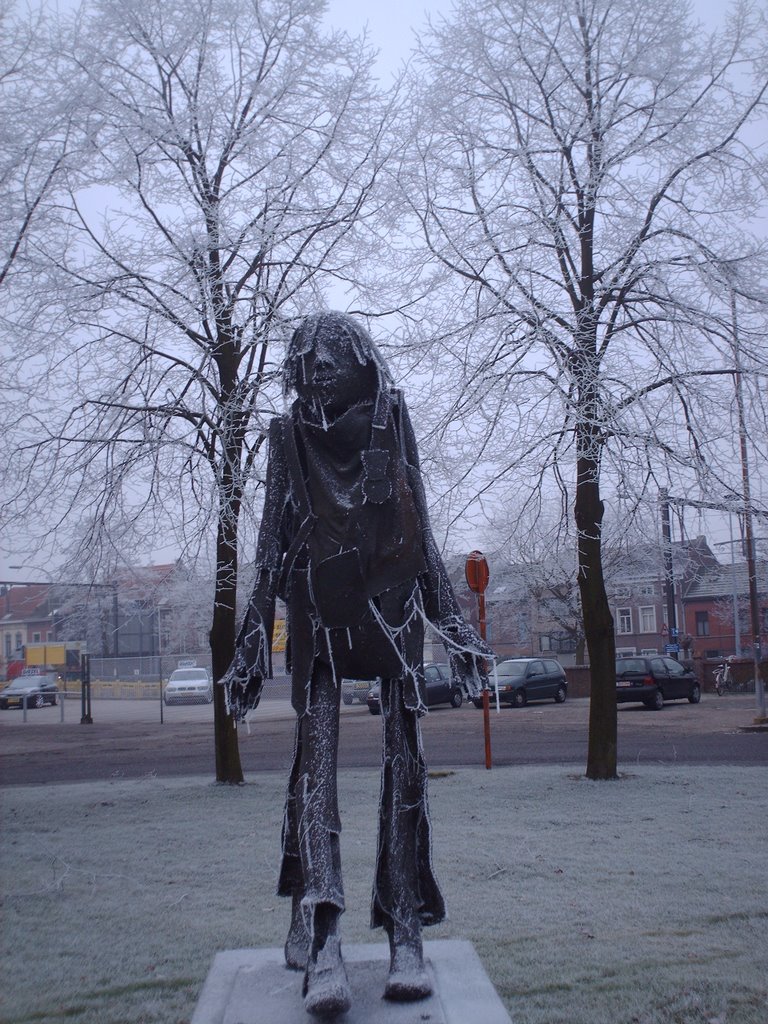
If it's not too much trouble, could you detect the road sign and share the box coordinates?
[465,550,490,594]
[664,643,680,654]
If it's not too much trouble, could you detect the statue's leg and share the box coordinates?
[373,676,445,1002]
[279,660,350,1016]
[280,723,310,971]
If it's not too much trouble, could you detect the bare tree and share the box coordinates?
[2,0,393,781]
[0,1,75,291]
[401,0,768,778]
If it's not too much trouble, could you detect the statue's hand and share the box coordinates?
[219,648,263,721]
[440,617,494,696]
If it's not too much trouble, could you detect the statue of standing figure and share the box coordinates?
[221,312,492,1018]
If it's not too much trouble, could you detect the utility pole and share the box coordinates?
[659,490,679,660]
[729,289,765,721]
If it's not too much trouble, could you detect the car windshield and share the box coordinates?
[616,659,646,674]
[496,662,527,678]
[5,677,47,690]
[169,670,207,681]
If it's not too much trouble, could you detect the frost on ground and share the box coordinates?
[1,765,766,1024]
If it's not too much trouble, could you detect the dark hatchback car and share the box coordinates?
[472,658,568,708]
[0,674,59,710]
[366,663,463,715]
[616,656,701,710]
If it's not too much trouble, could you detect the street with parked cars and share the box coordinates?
[1,691,764,786]
[366,663,464,714]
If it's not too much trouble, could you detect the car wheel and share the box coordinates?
[450,689,463,708]
[368,705,381,716]
[34,693,46,709]
[646,690,664,710]
[688,683,701,704]
[512,688,527,708]
[554,684,567,704]
[51,694,58,706]
[342,693,353,706]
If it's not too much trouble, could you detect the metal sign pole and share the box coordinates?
[465,550,492,770]
[80,652,93,724]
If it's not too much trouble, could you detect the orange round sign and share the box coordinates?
[465,550,489,594]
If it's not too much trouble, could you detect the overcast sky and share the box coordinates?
[1,0,763,583]
[324,0,729,80]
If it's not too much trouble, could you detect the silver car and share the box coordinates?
[163,667,212,705]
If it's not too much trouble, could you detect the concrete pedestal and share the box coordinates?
[191,939,512,1024]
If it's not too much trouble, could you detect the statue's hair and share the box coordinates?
[283,311,393,396]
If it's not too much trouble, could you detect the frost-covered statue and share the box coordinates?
[221,312,491,1018]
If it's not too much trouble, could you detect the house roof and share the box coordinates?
[0,563,180,624]
[0,585,55,624]
[683,560,768,601]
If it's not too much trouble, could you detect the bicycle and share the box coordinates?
[714,659,747,695]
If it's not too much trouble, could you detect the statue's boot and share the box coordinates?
[302,905,351,1018]
[383,915,431,1002]
[284,893,310,971]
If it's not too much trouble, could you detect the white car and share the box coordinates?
[163,667,212,705]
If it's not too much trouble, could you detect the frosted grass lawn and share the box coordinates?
[1,765,766,1024]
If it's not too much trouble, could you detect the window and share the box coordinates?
[639,606,656,633]
[695,611,710,637]
[4,635,10,658]
[539,635,552,652]
[32,632,41,643]
[617,608,632,634]
[14,632,22,651]
[47,631,53,641]
[640,584,655,596]
[641,648,659,655]
[664,658,686,676]
[616,647,637,658]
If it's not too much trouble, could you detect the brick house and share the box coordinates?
[682,558,768,659]
[608,536,719,659]
[0,584,59,678]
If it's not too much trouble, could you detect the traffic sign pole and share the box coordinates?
[465,551,492,771]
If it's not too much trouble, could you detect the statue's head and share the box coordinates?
[284,312,392,419]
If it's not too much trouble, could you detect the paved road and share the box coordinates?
[0,692,764,785]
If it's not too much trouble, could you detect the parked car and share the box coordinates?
[342,679,371,706]
[366,664,463,715]
[472,658,568,708]
[0,674,59,710]
[163,667,213,705]
[616,656,701,710]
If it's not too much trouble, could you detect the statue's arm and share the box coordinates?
[398,399,493,690]
[221,418,290,719]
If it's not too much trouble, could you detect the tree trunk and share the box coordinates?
[210,487,244,785]
[575,451,617,780]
